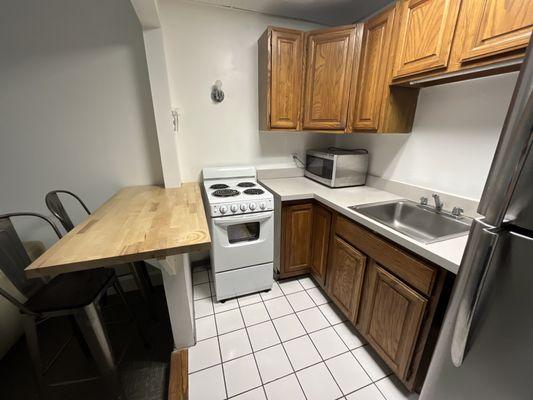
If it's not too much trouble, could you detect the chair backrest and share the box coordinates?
[0,213,62,299]
[45,190,90,232]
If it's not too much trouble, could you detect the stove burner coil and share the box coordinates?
[212,189,240,197]
[237,182,256,188]
[243,188,264,195]
[210,184,229,189]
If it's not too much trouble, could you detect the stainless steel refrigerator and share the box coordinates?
[420,39,533,400]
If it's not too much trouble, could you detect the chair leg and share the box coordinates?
[68,315,92,359]
[137,261,155,292]
[21,314,46,399]
[130,262,158,321]
[113,279,151,349]
[75,303,125,400]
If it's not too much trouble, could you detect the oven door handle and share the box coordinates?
[213,211,273,227]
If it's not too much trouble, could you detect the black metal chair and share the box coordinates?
[45,190,157,320]
[0,212,147,399]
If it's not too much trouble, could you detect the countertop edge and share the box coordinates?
[261,179,462,275]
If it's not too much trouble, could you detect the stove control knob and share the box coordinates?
[230,204,238,213]
[240,204,248,212]
[219,205,228,214]
[259,202,266,210]
[249,203,257,211]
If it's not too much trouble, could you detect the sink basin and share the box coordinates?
[350,200,472,244]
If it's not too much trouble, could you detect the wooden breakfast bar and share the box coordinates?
[25,183,210,399]
[26,183,211,278]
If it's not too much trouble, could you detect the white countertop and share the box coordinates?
[260,177,467,274]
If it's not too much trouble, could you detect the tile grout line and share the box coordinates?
[285,282,346,399]
[307,277,390,399]
[192,272,395,400]
[210,286,230,400]
[236,295,266,395]
[311,289,381,394]
[304,276,394,400]
[261,282,310,400]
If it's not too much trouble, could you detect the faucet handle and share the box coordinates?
[452,207,464,217]
[420,196,428,206]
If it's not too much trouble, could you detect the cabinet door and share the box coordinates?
[392,0,462,79]
[303,26,358,130]
[359,261,427,379]
[351,8,395,131]
[327,236,366,320]
[281,203,313,276]
[310,204,332,286]
[270,28,304,129]
[460,0,533,63]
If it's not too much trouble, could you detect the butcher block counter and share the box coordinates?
[25,183,211,279]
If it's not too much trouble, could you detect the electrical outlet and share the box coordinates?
[171,108,180,133]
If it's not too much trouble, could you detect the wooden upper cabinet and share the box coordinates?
[327,235,366,320]
[392,0,462,79]
[258,27,304,130]
[350,8,394,131]
[359,261,427,379]
[281,203,313,277]
[460,0,533,63]
[303,26,359,131]
[310,203,332,286]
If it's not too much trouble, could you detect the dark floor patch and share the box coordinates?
[0,287,173,400]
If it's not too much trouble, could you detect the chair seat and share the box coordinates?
[25,269,115,313]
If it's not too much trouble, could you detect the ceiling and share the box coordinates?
[182,0,395,25]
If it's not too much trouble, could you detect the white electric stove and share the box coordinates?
[202,166,274,301]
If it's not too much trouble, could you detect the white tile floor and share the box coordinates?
[189,268,419,400]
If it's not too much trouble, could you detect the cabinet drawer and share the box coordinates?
[334,215,437,296]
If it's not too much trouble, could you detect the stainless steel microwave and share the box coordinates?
[304,148,369,188]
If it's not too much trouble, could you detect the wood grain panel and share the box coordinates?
[26,184,211,278]
[460,0,533,62]
[334,215,436,296]
[327,236,366,320]
[271,28,304,129]
[169,349,188,400]
[351,8,395,131]
[281,203,313,276]
[359,262,427,379]
[393,0,462,79]
[303,26,358,130]
[310,203,332,286]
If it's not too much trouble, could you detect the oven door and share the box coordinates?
[211,211,274,272]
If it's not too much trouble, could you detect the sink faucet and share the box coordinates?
[432,193,444,212]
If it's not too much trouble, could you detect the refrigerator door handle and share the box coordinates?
[451,220,498,367]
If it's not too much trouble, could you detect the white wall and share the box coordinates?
[0,0,163,240]
[158,0,335,182]
[0,0,163,356]
[336,72,519,200]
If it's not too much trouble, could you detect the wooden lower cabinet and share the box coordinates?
[279,202,451,391]
[280,202,313,277]
[327,235,366,321]
[310,203,332,285]
[358,261,427,380]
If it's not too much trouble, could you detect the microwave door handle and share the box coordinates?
[213,212,273,227]
[451,221,498,367]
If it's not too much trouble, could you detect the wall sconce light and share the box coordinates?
[211,80,224,103]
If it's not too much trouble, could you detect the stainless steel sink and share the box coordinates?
[350,200,472,244]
